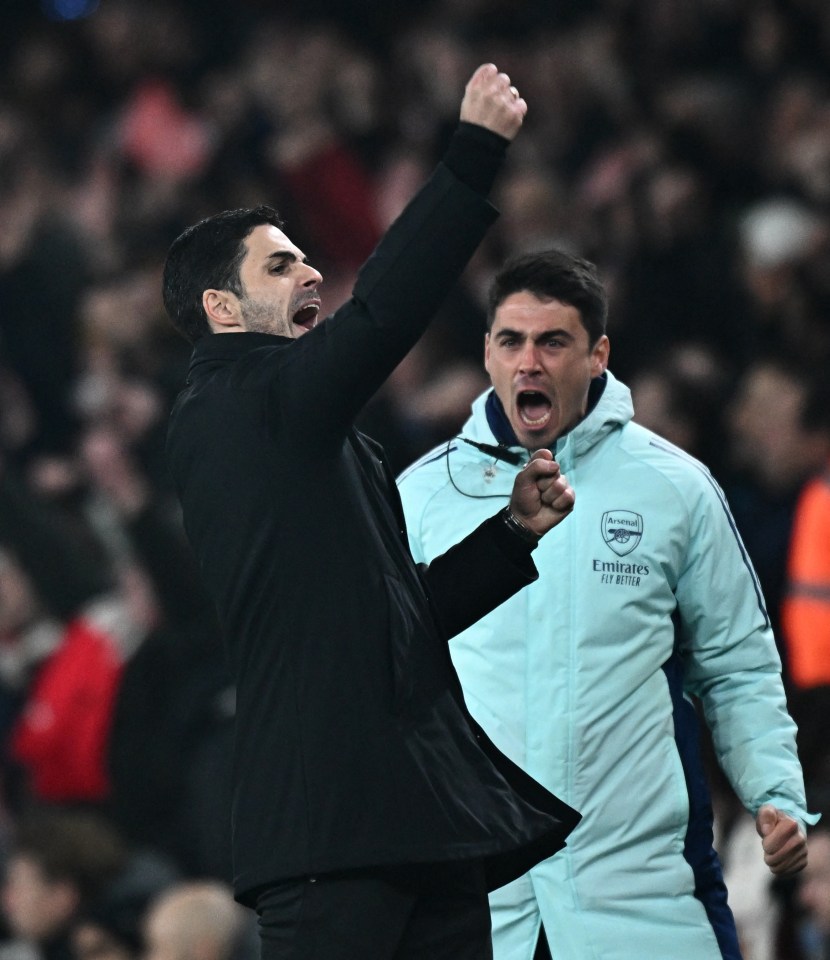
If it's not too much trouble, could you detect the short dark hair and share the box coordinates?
[487,249,608,345]
[162,205,283,343]
[13,810,127,905]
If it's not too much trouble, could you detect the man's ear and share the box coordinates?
[590,335,610,377]
[203,289,244,332]
[484,332,491,375]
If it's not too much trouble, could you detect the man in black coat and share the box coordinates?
[163,65,580,960]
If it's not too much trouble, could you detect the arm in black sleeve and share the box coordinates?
[272,124,508,443]
[422,511,538,640]
[442,122,509,195]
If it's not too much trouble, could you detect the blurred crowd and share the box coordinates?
[1,0,830,957]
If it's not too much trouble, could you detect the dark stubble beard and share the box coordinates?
[239,296,290,337]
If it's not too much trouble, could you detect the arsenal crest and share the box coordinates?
[601,511,644,557]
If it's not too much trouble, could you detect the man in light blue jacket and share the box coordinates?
[397,250,814,960]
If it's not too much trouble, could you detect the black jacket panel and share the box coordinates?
[167,161,580,903]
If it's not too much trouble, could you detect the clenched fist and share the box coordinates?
[460,63,527,140]
[509,449,575,539]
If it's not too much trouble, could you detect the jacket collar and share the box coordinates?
[187,332,292,378]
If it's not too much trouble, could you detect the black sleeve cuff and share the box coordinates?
[442,121,510,197]
[486,509,539,565]
[421,509,538,639]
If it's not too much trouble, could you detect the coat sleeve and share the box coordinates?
[398,454,539,639]
[675,473,818,830]
[420,512,538,640]
[266,141,500,445]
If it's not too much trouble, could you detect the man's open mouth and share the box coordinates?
[517,390,553,428]
[292,303,320,331]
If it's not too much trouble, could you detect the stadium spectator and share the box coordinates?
[1,810,126,960]
[143,882,254,960]
[797,819,830,960]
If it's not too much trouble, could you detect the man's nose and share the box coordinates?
[518,343,541,372]
[302,263,323,287]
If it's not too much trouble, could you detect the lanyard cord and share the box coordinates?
[444,437,524,500]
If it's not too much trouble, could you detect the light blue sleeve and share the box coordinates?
[675,472,818,830]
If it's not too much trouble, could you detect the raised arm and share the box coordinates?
[274,66,527,443]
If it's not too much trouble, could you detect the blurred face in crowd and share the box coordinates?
[143,884,241,960]
[727,363,830,494]
[485,292,609,449]
[0,552,38,636]
[799,830,830,934]
[206,225,323,339]
[143,901,182,960]
[1,855,78,942]
[629,371,697,454]
[72,921,134,960]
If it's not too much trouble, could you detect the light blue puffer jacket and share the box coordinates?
[398,372,814,960]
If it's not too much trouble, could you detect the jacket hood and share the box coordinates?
[460,370,634,467]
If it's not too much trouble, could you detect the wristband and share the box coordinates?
[501,506,540,546]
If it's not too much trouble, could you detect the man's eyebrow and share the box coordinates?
[538,328,575,341]
[494,327,575,341]
[265,250,308,263]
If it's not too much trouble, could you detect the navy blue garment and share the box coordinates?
[663,645,743,960]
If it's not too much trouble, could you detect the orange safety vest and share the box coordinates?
[782,465,830,688]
